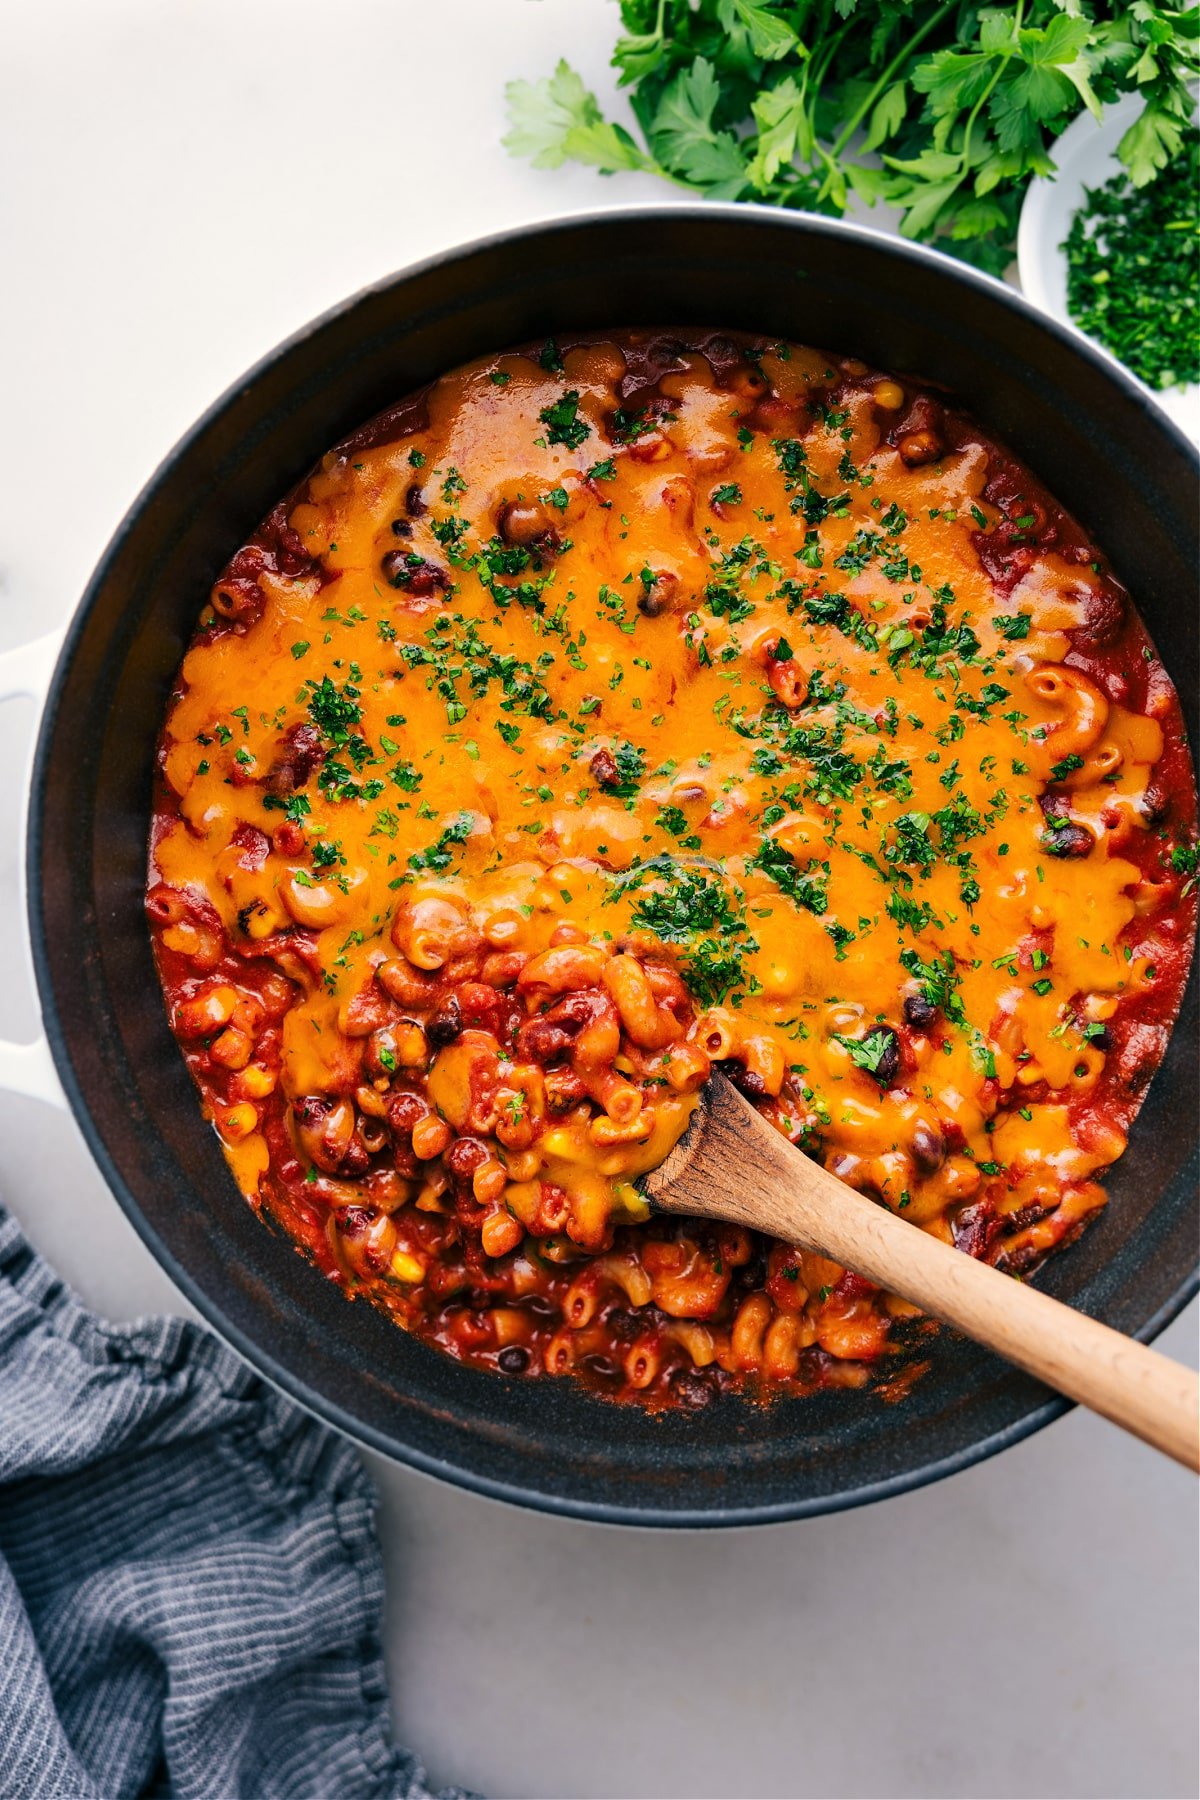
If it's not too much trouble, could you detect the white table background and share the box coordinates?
[1,5,1197,1796]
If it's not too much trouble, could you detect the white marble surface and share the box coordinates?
[1,5,1197,1796]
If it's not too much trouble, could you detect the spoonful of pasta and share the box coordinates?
[640,1073,1199,1471]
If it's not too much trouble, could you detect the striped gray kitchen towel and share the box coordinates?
[0,1205,471,1800]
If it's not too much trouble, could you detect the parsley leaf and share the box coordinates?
[505,5,1197,273]
[539,391,591,450]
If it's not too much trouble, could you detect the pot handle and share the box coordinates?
[0,631,68,1108]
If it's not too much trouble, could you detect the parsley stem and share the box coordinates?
[830,1,954,159]
[960,0,1024,174]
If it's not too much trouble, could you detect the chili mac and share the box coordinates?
[147,331,1198,1406]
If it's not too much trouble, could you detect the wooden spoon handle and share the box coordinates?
[689,1083,1200,1470]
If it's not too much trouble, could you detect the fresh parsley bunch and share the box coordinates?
[504,0,1199,271]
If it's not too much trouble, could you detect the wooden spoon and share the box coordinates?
[640,1074,1199,1471]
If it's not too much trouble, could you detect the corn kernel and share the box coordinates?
[209,1026,252,1071]
[216,1102,258,1143]
[238,1063,277,1099]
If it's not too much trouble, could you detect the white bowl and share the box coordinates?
[1018,93,1199,443]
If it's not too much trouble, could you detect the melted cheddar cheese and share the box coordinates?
[148,331,1197,1406]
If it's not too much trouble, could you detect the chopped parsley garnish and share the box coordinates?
[833,1027,898,1085]
[1064,127,1199,393]
[407,811,474,873]
[994,613,1031,640]
[305,675,362,741]
[612,857,758,1007]
[747,836,829,916]
[899,947,965,1026]
[539,391,590,449]
[605,741,646,797]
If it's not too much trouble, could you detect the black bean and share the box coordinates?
[426,994,463,1047]
[871,1027,901,1088]
[716,1058,767,1100]
[1043,821,1094,859]
[911,1123,945,1174]
[497,1346,530,1375]
[637,572,678,616]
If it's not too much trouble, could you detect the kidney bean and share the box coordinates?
[266,723,323,796]
[1043,820,1094,859]
[637,570,679,616]
[497,499,560,552]
[897,430,942,467]
[381,551,449,595]
[952,1201,1001,1261]
[835,1271,876,1302]
[590,747,619,788]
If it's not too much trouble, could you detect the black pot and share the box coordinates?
[29,208,1199,1525]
